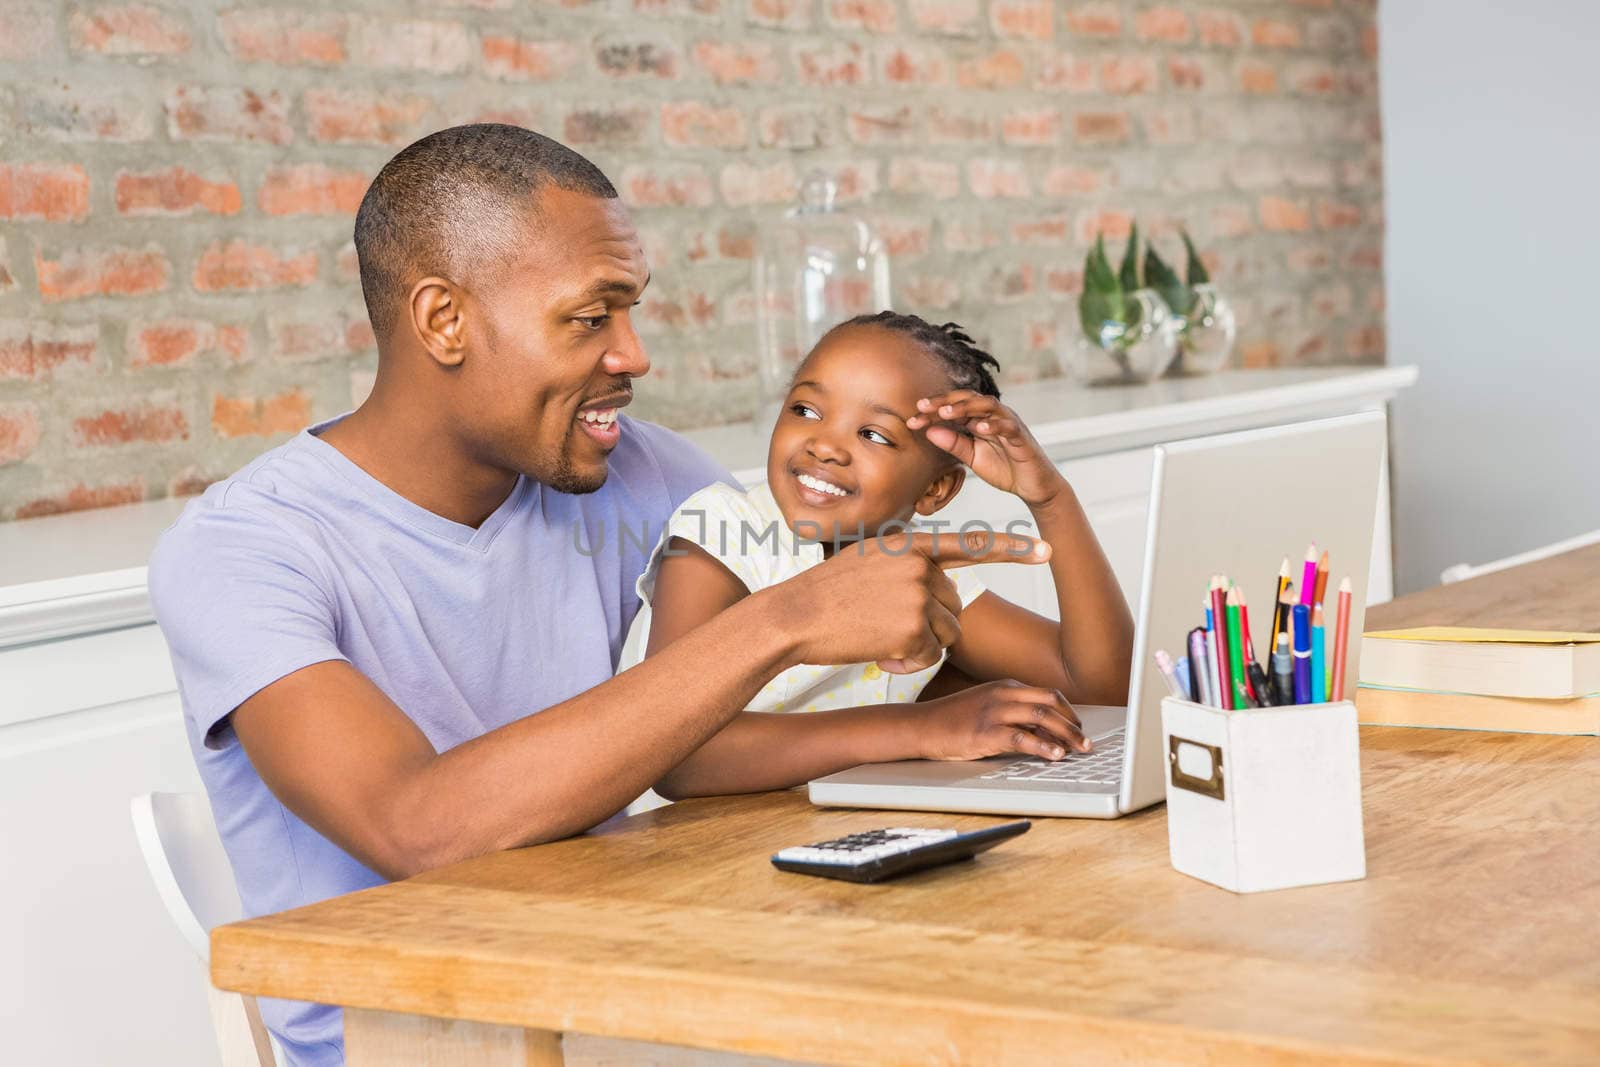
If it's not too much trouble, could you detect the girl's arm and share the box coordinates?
[908,392,1135,706]
[643,538,1085,798]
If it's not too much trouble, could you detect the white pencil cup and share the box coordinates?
[1160,697,1367,893]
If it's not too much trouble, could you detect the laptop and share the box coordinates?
[808,410,1389,819]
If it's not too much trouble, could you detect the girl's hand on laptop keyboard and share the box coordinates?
[905,390,1069,511]
[916,680,1090,761]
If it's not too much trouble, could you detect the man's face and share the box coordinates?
[461,186,650,494]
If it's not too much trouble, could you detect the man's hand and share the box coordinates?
[917,679,1091,760]
[765,529,1051,675]
[906,390,1068,510]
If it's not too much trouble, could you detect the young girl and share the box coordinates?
[638,311,1135,799]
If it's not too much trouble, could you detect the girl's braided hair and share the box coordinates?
[834,311,1002,399]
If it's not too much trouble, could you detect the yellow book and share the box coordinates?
[1361,627,1600,701]
[1355,686,1599,735]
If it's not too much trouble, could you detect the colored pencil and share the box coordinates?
[1272,633,1294,706]
[1154,650,1186,698]
[1269,556,1291,665]
[1311,603,1327,704]
[1331,577,1353,701]
[1313,550,1330,607]
[1299,543,1319,607]
[1209,576,1233,710]
[1187,627,1209,704]
[1201,630,1219,706]
[1225,588,1249,709]
[1236,587,1260,703]
[1292,603,1312,704]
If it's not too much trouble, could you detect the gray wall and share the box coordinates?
[1382,0,1600,594]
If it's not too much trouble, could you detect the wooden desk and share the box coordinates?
[213,553,1600,1066]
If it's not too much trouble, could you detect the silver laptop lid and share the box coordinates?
[1118,410,1387,813]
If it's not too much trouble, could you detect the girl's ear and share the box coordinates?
[913,464,966,516]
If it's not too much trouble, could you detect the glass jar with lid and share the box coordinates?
[753,172,891,428]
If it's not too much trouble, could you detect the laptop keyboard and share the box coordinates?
[976,728,1126,785]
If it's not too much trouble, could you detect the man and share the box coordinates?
[149,125,1052,1065]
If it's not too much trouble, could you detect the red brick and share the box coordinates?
[1076,209,1133,243]
[168,467,220,498]
[1290,60,1339,95]
[1259,196,1311,232]
[0,2,62,61]
[1101,55,1157,94]
[881,44,949,85]
[336,243,361,283]
[193,240,318,292]
[1317,199,1363,229]
[36,245,169,302]
[115,167,240,217]
[899,273,960,310]
[72,401,189,448]
[0,321,99,379]
[888,158,960,200]
[1230,153,1283,189]
[968,159,1030,199]
[1310,282,1353,320]
[827,162,879,203]
[218,10,346,66]
[619,164,714,207]
[349,17,471,73]
[212,389,312,439]
[259,164,368,216]
[748,0,810,29]
[0,404,41,466]
[757,106,827,149]
[471,105,543,128]
[661,102,747,148]
[1136,7,1191,43]
[1144,108,1197,145]
[943,220,1002,252]
[1074,111,1130,145]
[871,217,932,258]
[128,319,249,368]
[1362,24,1378,60]
[1346,325,1384,361]
[954,48,1022,89]
[1167,56,1206,90]
[165,86,292,145]
[826,0,897,32]
[907,0,979,35]
[15,480,146,520]
[70,5,190,55]
[718,226,757,259]
[927,107,993,144]
[304,89,430,144]
[1252,18,1302,48]
[1240,340,1280,368]
[1025,320,1058,352]
[563,107,652,146]
[269,313,374,361]
[1037,54,1095,92]
[1347,244,1382,271]
[990,0,1052,40]
[1196,10,1242,46]
[1001,109,1061,145]
[794,42,869,86]
[1286,156,1335,187]
[847,105,916,145]
[481,36,579,81]
[1239,61,1278,94]
[692,41,779,84]
[595,39,679,78]
[1011,214,1072,246]
[22,84,153,142]
[0,164,91,222]
[979,263,1034,303]
[1210,203,1255,237]
[634,0,721,16]
[1042,165,1107,196]
[1065,4,1122,37]
[721,162,798,206]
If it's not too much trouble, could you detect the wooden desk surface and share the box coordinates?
[213,548,1600,1065]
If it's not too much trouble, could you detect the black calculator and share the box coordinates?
[770,821,1031,883]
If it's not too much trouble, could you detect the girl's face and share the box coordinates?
[765,325,966,545]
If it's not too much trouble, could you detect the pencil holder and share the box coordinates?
[1160,697,1366,893]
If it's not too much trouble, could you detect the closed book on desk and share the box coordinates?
[1355,686,1600,735]
[1360,627,1600,699]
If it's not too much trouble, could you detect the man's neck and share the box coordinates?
[317,397,519,530]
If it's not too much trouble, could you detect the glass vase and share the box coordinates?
[1060,288,1179,386]
[1170,284,1237,376]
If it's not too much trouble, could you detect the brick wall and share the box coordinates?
[0,0,1383,522]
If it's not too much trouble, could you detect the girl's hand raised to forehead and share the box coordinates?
[906,390,1068,510]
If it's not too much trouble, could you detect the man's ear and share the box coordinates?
[408,277,467,368]
[913,464,966,516]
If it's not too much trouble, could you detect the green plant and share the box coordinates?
[1143,230,1210,322]
[1077,223,1145,376]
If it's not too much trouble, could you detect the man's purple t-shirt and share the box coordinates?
[148,413,730,1066]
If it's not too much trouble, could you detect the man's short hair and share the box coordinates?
[354,124,619,339]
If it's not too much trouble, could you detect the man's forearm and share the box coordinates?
[654,704,925,799]
[1032,486,1135,704]
[385,590,804,873]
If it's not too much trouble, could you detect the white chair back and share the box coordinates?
[131,791,277,1067]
